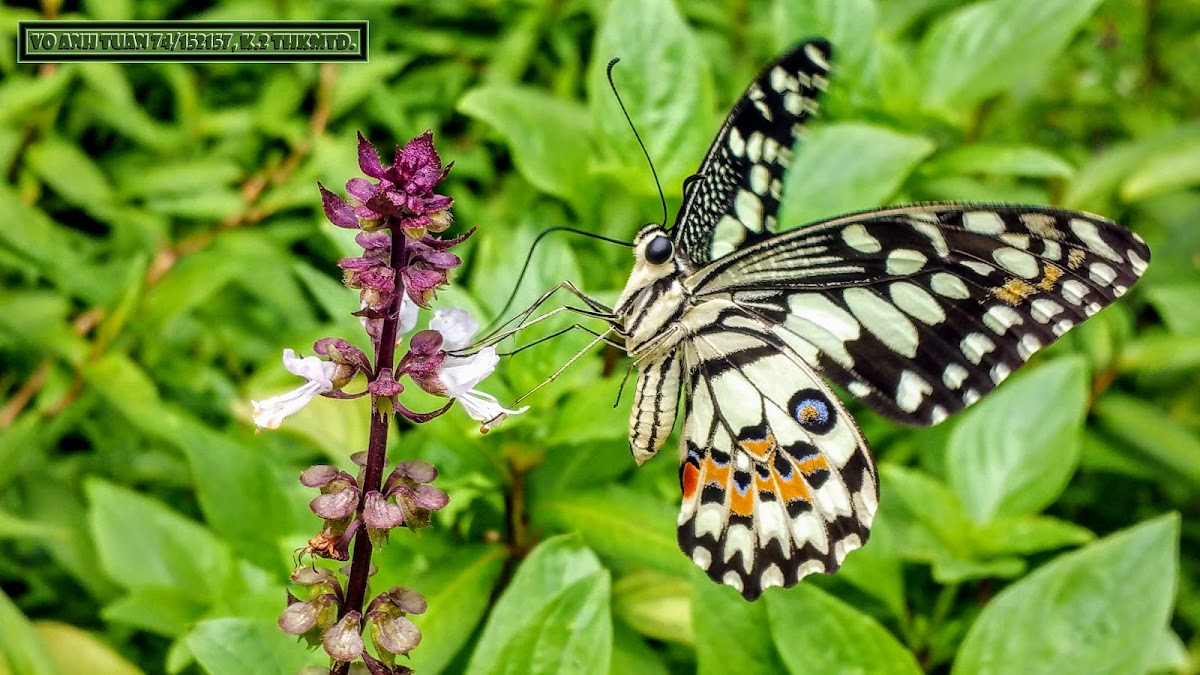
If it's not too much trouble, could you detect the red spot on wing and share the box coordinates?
[681,461,700,500]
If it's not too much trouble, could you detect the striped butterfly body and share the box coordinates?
[609,39,1150,600]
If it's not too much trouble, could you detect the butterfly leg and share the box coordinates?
[509,328,616,406]
[478,280,614,341]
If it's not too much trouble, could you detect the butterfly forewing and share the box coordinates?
[672,39,832,267]
[686,204,1151,425]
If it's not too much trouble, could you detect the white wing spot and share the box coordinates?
[804,43,831,70]
[889,282,945,325]
[735,190,764,232]
[750,164,770,196]
[962,260,997,277]
[930,406,949,425]
[847,380,872,398]
[963,389,981,406]
[961,332,996,364]
[769,66,788,93]
[982,305,1023,335]
[746,132,764,163]
[1000,233,1031,250]
[931,272,970,299]
[1089,262,1117,286]
[943,363,968,390]
[728,126,746,158]
[1128,248,1148,275]
[722,571,744,593]
[1069,218,1123,262]
[1042,240,1063,260]
[1018,334,1042,360]
[897,370,933,413]
[760,564,786,591]
[993,247,1040,279]
[991,362,1012,384]
[1085,301,1103,317]
[912,222,950,258]
[1053,319,1076,336]
[1031,298,1065,323]
[886,249,928,276]
[1061,279,1089,305]
[964,211,1006,234]
[842,224,882,253]
[691,546,712,570]
[843,287,920,358]
[784,92,804,115]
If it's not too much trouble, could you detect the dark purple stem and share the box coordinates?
[332,226,407,675]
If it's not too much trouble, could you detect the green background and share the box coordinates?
[2,0,1199,673]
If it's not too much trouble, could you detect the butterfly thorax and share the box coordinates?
[612,226,691,359]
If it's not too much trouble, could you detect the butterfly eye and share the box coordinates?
[645,236,674,265]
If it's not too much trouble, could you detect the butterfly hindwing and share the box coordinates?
[672,39,833,267]
[675,301,877,600]
[686,204,1151,425]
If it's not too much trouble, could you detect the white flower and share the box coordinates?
[251,349,338,429]
[428,308,528,429]
[359,292,420,340]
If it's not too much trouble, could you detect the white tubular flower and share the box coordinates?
[251,349,338,429]
[398,292,419,335]
[428,308,528,428]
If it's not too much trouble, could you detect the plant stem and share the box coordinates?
[332,226,408,675]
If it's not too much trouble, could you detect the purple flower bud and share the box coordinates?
[356,230,392,250]
[323,610,365,662]
[291,566,336,587]
[368,368,403,397]
[397,460,438,484]
[407,330,443,357]
[278,598,320,634]
[300,465,341,488]
[310,483,360,520]
[363,651,414,675]
[379,586,427,615]
[368,610,422,656]
[363,491,405,530]
[411,485,450,511]
[313,338,370,372]
[345,177,374,202]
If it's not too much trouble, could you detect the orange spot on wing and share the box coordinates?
[739,433,775,457]
[795,453,829,476]
[703,455,730,488]
[774,463,812,503]
[730,481,755,517]
[993,278,1037,305]
[1038,263,1063,291]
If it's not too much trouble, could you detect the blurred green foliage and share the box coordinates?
[1,0,1199,673]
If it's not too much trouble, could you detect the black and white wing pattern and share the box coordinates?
[611,39,1151,600]
[671,39,832,266]
[675,303,876,600]
[686,204,1151,425]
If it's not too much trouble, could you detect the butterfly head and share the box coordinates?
[633,224,676,267]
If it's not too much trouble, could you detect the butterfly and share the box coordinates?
[602,38,1150,600]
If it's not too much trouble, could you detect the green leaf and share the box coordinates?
[535,486,690,577]
[100,587,207,638]
[26,135,115,207]
[878,464,974,561]
[0,590,59,675]
[947,357,1089,524]
[612,571,693,645]
[1064,124,1200,210]
[767,583,922,675]
[918,0,1103,119]
[86,479,235,596]
[610,620,670,675]
[1145,283,1200,336]
[1121,134,1200,201]
[466,535,606,673]
[407,545,508,674]
[458,85,592,205]
[545,377,633,446]
[692,570,786,675]
[486,572,613,675]
[923,144,1075,179]
[972,516,1094,557]
[953,514,1180,675]
[32,622,143,675]
[187,618,321,675]
[1092,393,1200,486]
[589,0,715,192]
[780,122,934,225]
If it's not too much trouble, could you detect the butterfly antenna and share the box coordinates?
[484,226,631,334]
[607,58,669,229]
